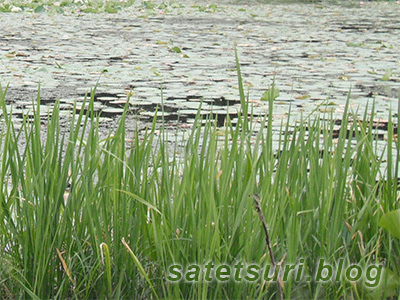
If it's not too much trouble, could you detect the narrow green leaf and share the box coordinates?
[116,189,161,215]
[100,243,112,296]
[121,238,159,300]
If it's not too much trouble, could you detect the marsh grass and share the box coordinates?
[0,59,399,299]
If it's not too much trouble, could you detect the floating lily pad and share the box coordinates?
[97,96,119,102]
[346,42,364,47]
[34,5,45,13]
[101,107,125,116]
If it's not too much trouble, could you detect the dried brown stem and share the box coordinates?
[253,193,284,300]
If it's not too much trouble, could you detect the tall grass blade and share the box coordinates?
[121,238,159,300]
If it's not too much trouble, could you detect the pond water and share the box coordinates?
[0,1,399,153]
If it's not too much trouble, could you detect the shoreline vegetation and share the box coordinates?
[1,54,400,298]
[1,0,399,15]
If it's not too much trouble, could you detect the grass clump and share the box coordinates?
[0,59,400,299]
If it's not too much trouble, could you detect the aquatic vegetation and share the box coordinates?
[0,55,399,298]
[0,0,184,14]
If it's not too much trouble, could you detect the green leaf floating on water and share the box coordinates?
[81,7,98,13]
[34,5,45,13]
[171,46,182,53]
[379,209,400,238]
[346,42,364,47]
[105,4,118,13]
[209,4,217,12]
[36,67,48,72]
[381,69,392,81]
[261,87,280,101]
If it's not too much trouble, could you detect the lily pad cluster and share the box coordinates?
[0,0,185,14]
